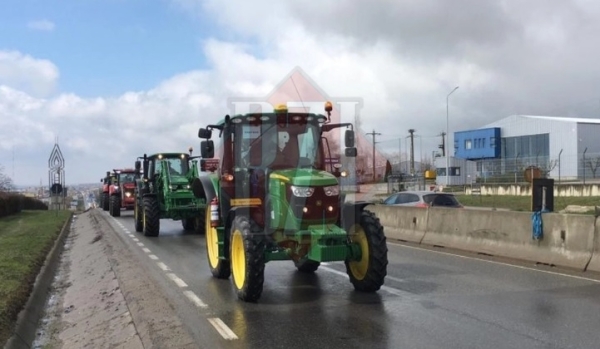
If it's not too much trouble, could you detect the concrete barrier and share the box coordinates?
[366,205,428,243]
[585,215,600,273]
[371,205,597,271]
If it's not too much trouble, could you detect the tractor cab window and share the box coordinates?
[238,122,321,169]
[119,173,135,183]
[156,157,189,176]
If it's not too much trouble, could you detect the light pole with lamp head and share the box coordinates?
[446,86,459,186]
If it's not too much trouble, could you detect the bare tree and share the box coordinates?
[420,157,434,171]
[586,157,600,178]
[0,164,14,192]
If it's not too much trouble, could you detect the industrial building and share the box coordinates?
[436,115,600,185]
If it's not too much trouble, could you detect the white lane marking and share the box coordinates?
[133,238,139,242]
[320,265,405,296]
[208,318,239,340]
[142,248,151,254]
[149,254,159,260]
[183,290,208,308]
[167,273,188,288]
[389,241,600,284]
[137,242,145,247]
[157,262,171,271]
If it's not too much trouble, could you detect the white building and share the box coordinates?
[434,156,477,186]
[453,115,600,181]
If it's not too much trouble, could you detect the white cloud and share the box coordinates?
[3,0,600,184]
[0,51,59,97]
[27,19,55,32]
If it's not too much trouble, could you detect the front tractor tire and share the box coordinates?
[182,218,195,231]
[345,210,388,292]
[142,196,160,237]
[230,216,265,302]
[294,258,320,273]
[109,196,121,217]
[205,207,230,279]
[102,193,109,211]
[133,200,143,232]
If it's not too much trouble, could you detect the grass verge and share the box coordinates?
[455,195,600,212]
[0,210,71,346]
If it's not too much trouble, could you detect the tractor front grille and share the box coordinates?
[287,186,339,221]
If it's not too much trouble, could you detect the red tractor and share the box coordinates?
[108,168,138,217]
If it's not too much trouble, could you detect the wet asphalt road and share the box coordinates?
[105,210,600,349]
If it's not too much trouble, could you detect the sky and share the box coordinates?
[2,0,600,186]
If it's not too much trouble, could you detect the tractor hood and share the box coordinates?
[122,182,136,189]
[170,175,190,186]
[270,169,338,187]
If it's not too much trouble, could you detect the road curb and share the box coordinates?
[4,210,74,349]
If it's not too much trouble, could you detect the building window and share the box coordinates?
[482,138,486,148]
[450,167,460,176]
[490,137,496,147]
[465,139,472,149]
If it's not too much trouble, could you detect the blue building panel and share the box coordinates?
[454,127,501,159]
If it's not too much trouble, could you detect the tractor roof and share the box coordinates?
[114,168,136,173]
[146,153,190,160]
[221,112,329,125]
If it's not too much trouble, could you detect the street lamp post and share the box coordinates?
[446,86,459,185]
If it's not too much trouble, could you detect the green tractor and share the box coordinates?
[192,102,388,302]
[132,150,206,237]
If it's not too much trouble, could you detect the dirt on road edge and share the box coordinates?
[35,209,199,348]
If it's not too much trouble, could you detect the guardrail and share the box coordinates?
[366,204,600,272]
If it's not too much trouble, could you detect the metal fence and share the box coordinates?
[472,152,600,184]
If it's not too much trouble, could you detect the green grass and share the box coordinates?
[456,194,600,212]
[0,210,71,346]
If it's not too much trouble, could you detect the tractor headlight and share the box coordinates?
[125,192,132,197]
[324,185,340,196]
[291,186,314,197]
[113,185,119,190]
[341,170,348,177]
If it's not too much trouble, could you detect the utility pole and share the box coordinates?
[408,129,416,175]
[439,132,446,157]
[366,129,381,182]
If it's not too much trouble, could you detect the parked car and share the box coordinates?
[381,191,463,208]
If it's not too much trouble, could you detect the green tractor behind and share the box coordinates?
[193,102,388,302]
[132,150,206,237]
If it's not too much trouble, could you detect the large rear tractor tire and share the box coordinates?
[109,196,121,217]
[133,199,143,232]
[344,210,388,292]
[142,196,160,237]
[230,216,265,302]
[294,258,320,273]
[205,207,230,279]
[102,193,109,211]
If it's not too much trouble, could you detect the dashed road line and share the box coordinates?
[148,254,159,260]
[137,242,145,247]
[167,273,188,288]
[133,238,139,242]
[208,318,239,340]
[157,262,171,271]
[142,247,151,254]
[183,290,208,308]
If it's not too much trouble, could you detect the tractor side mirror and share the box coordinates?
[345,129,355,148]
[201,140,215,158]
[345,147,357,157]
[142,160,149,180]
[198,128,212,139]
[134,161,141,176]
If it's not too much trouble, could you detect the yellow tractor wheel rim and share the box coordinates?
[206,208,219,268]
[349,225,369,281]
[231,229,246,290]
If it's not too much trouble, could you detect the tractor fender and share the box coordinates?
[340,201,373,230]
[192,176,216,201]
[223,206,252,239]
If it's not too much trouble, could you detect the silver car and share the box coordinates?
[382,191,463,208]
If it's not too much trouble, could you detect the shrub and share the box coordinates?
[0,192,48,218]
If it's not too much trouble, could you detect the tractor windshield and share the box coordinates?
[118,173,136,183]
[155,157,189,176]
[236,121,322,170]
